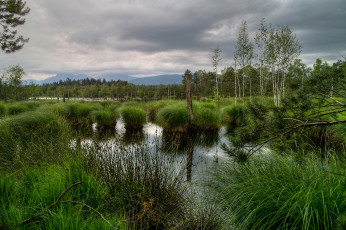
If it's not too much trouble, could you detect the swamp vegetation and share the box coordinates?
[0,76,345,229]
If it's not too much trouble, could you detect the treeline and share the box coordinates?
[0,18,345,102]
[0,58,345,101]
[30,58,346,100]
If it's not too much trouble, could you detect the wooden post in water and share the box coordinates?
[185,69,194,182]
[185,70,194,125]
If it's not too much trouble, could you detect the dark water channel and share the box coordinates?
[76,121,231,183]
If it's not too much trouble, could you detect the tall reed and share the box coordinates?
[85,139,187,229]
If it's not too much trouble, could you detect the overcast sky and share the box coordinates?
[1,0,345,80]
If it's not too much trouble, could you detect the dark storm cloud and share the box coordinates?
[0,0,345,79]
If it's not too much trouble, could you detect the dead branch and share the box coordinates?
[319,93,345,106]
[60,200,119,229]
[16,181,84,226]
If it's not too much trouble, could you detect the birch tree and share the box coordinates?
[254,18,269,103]
[262,23,302,106]
[235,21,253,104]
[275,26,302,104]
[211,46,222,99]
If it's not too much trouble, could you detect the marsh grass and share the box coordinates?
[194,104,221,131]
[91,107,120,131]
[120,106,146,130]
[157,102,221,132]
[85,139,188,229]
[53,102,95,129]
[0,111,71,168]
[6,103,28,115]
[157,103,189,132]
[206,154,346,229]
[0,103,6,117]
[222,104,249,131]
[22,101,41,110]
[146,100,176,122]
[272,125,346,158]
[0,158,125,229]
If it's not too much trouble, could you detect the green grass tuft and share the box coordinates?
[206,154,346,229]
[157,103,189,131]
[91,107,120,130]
[6,103,28,115]
[120,106,146,130]
[222,104,249,130]
[0,111,71,168]
[0,103,6,117]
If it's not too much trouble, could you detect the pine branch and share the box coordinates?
[249,119,346,156]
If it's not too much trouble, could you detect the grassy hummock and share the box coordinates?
[222,104,249,131]
[0,103,6,117]
[91,106,120,130]
[53,102,95,129]
[120,106,146,130]
[194,103,221,131]
[157,103,189,132]
[146,100,176,122]
[157,102,221,132]
[0,111,71,168]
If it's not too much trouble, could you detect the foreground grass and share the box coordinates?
[206,154,346,230]
[0,111,71,168]
[0,157,125,229]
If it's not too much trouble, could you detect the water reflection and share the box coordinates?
[122,129,145,145]
[77,121,230,182]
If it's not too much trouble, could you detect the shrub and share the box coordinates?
[206,154,346,229]
[120,106,146,130]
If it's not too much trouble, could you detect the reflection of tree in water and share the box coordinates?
[161,128,220,181]
[122,129,145,145]
[161,129,219,153]
[94,127,117,140]
[196,130,220,148]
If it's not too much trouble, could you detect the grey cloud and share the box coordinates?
[1,0,345,79]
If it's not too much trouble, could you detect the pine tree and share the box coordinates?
[0,0,30,53]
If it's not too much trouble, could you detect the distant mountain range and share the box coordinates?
[23,73,183,86]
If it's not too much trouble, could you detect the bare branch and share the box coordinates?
[16,181,83,226]
[60,200,120,229]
